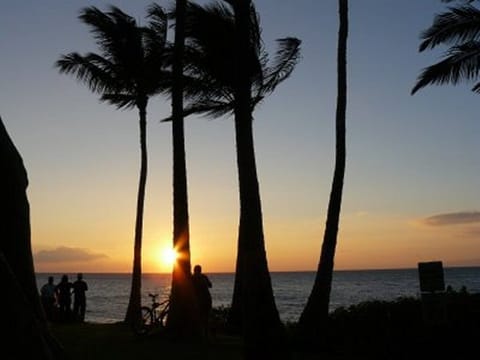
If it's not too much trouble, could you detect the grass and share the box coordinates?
[50,322,243,360]
[50,290,480,359]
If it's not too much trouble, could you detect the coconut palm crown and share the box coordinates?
[412,1,480,94]
[162,0,301,121]
[56,5,169,107]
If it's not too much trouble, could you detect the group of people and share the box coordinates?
[40,273,88,322]
[39,266,213,332]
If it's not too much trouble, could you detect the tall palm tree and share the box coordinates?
[297,0,348,340]
[412,1,480,95]
[148,1,201,338]
[55,5,169,325]
[174,0,300,356]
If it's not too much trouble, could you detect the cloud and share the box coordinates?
[35,246,108,263]
[421,211,480,227]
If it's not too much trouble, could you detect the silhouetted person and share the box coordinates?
[40,276,56,321]
[192,264,212,336]
[55,274,73,322]
[72,272,88,322]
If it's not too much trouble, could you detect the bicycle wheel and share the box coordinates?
[132,306,154,336]
[158,302,170,328]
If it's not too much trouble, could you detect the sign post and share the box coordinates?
[418,261,446,325]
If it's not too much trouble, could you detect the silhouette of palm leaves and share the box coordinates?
[412,3,480,94]
[55,5,170,108]
[161,0,301,121]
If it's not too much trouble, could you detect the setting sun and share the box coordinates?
[161,247,178,269]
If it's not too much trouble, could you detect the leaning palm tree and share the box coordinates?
[412,1,480,95]
[170,0,300,356]
[297,0,348,340]
[148,1,202,338]
[55,5,169,325]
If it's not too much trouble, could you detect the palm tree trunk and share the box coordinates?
[234,111,289,359]
[125,101,148,325]
[229,2,290,358]
[298,0,348,339]
[167,0,200,339]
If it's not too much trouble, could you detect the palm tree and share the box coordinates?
[148,1,201,338]
[412,1,480,95]
[175,0,300,356]
[55,5,169,325]
[297,0,348,340]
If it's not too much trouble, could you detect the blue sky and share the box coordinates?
[1,0,479,272]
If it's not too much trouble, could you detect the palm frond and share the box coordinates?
[183,47,235,97]
[419,5,480,51]
[173,0,299,118]
[184,0,235,51]
[182,1,266,100]
[79,6,144,70]
[250,94,265,110]
[143,27,167,58]
[442,1,476,3]
[143,4,169,93]
[412,40,480,94]
[471,80,480,91]
[145,3,168,53]
[147,3,167,35]
[261,38,302,96]
[182,71,235,104]
[55,52,117,93]
[182,1,237,90]
[100,93,137,109]
[160,100,232,122]
[78,6,121,55]
[250,3,263,59]
[57,4,170,115]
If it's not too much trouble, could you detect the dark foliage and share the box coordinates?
[412,1,480,94]
[292,290,480,359]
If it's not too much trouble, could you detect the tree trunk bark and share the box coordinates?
[125,101,148,325]
[298,0,348,340]
[167,0,201,339]
[0,117,66,359]
[229,2,290,359]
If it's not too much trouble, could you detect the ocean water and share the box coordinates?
[35,267,480,324]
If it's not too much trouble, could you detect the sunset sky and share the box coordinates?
[1,0,479,274]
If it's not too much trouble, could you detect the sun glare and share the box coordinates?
[161,247,178,269]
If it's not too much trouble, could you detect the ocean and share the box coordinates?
[36,267,480,324]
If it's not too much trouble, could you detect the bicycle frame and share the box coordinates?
[132,293,170,336]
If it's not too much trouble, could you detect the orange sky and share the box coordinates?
[2,1,479,274]
[32,209,480,274]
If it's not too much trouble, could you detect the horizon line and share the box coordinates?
[35,264,480,275]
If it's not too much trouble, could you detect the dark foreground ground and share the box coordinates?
[51,290,480,360]
[51,322,243,360]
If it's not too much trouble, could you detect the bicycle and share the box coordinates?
[132,293,170,336]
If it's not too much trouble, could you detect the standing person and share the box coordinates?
[72,272,88,322]
[55,274,73,322]
[40,276,56,321]
[192,264,212,337]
